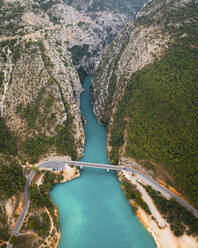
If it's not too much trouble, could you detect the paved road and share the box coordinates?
[7,164,43,248]
[7,170,36,248]
[7,160,198,247]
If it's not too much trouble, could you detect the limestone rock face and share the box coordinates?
[92,13,171,124]
[0,0,86,160]
[47,0,147,73]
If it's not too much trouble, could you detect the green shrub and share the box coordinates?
[0,158,25,200]
[0,118,17,155]
[0,71,4,86]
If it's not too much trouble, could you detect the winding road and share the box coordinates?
[7,160,198,248]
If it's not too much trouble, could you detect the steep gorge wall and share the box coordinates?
[0,1,85,246]
[62,0,147,74]
[0,0,86,163]
[92,0,198,206]
[92,23,170,124]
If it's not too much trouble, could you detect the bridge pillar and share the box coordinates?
[80,165,83,169]
[107,168,109,173]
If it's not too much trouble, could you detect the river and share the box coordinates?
[50,76,156,248]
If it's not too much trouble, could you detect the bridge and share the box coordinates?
[66,161,124,171]
[39,160,125,172]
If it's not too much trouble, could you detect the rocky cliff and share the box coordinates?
[92,0,198,208]
[0,0,86,163]
[61,0,147,74]
[0,0,83,246]
[0,1,84,246]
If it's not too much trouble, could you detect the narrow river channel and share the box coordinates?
[50,76,156,248]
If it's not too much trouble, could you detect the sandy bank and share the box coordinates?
[137,208,198,248]
[119,171,198,248]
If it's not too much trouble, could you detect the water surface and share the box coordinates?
[51,76,156,248]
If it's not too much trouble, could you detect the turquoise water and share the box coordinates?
[50,76,156,248]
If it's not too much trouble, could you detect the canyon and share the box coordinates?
[0,0,198,247]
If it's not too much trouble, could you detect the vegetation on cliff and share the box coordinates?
[110,40,198,205]
[106,0,198,206]
[23,118,77,164]
[0,38,80,164]
[0,118,17,156]
[0,157,25,200]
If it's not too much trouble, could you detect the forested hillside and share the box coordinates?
[92,0,198,206]
[110,42,198,204]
